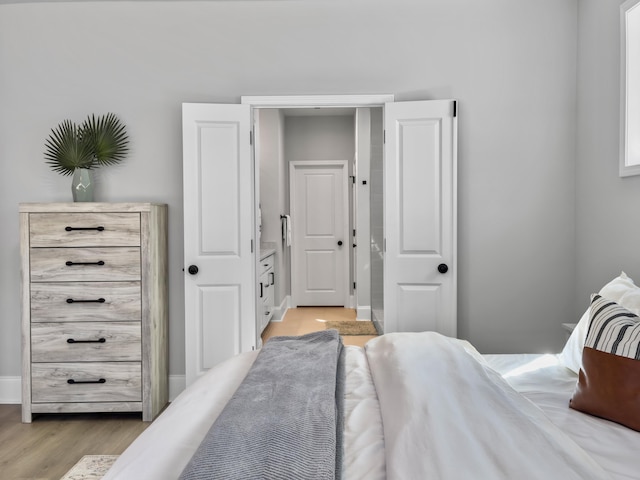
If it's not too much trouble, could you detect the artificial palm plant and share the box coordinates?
[44,113,129,175]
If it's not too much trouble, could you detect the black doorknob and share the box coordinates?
[337,241,343,246]
[188,265,199,275]
[437,263,449,274]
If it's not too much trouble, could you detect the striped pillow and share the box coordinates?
[584,294,640,359]
[570,294,640,431]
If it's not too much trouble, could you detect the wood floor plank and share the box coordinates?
[262,307,378,347]
[0,404,148,480]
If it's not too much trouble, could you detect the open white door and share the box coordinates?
[183,103,256,386]
[384,100,457,336]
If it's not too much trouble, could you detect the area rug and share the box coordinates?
[325,320,378,336]
[60,455,119,480]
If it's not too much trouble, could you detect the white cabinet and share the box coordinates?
[20,203,168,423]
[259,251,275,333]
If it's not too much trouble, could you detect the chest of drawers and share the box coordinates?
[20,203,168,423]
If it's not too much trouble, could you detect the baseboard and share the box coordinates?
[1,375,186,405]
[169,375,185,401]
[348,295,355,308]
[356,306,371,320]
[270,296,291,322]
[0,376,21,404]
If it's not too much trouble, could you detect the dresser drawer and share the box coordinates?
[30,282,141,323]
[31,362,142,403]
[260,254,274,274]
[29,212,141,247]
[31,322,142,362]
[30,247,141,282]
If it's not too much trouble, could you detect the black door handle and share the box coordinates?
[337,241,343,246]
[188,265,199,275]
[438,263,449,274]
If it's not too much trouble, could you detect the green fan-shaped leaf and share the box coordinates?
[44,120,94,176]
[81,113,129,167]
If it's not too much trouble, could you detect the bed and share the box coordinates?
[103,273,640,480]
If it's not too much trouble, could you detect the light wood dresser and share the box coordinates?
[19,203,168,423]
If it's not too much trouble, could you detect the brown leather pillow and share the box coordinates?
[569,294,640,431]
[570,347,640,431]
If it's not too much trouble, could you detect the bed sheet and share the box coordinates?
[485,354,640,480]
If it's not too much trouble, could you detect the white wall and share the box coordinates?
[575,1,640,312]
[0,0,580,389]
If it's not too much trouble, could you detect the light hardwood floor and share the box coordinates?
[0,405,149,480]
[1,308,376,479]
[262,306,378,347]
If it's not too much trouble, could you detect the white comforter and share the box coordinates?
[105,332,630,479]
[365,332,610,480]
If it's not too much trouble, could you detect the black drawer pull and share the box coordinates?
[66,298,106,304]
[65,226,105,232]
[65,260,105,266]
[67,378,106,384]
[269,272,275,285]
[67,337,106,344]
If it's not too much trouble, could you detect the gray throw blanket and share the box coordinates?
[179,329,345,480]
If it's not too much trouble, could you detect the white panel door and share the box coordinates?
[384,100,457,336]
[182,103,255,387]
[290,161,349,306]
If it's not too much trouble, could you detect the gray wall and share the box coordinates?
[284,115,355,162]
[575,1,640,314]
[0,0,585,386]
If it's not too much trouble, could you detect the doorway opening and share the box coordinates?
[253,105,384,338]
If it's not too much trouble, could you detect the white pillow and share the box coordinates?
[558,272,640,374]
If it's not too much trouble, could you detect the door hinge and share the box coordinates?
[353,282,356,289]
[350,175,355,184]
[453,101,457,118]
[353,228,356,236]
[383,130,386,144]
[250,130,253,145]
[251,239,254,253]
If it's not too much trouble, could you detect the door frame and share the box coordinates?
[289,160,350,307]
[243,95,393,335]
[242,95,394,109]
